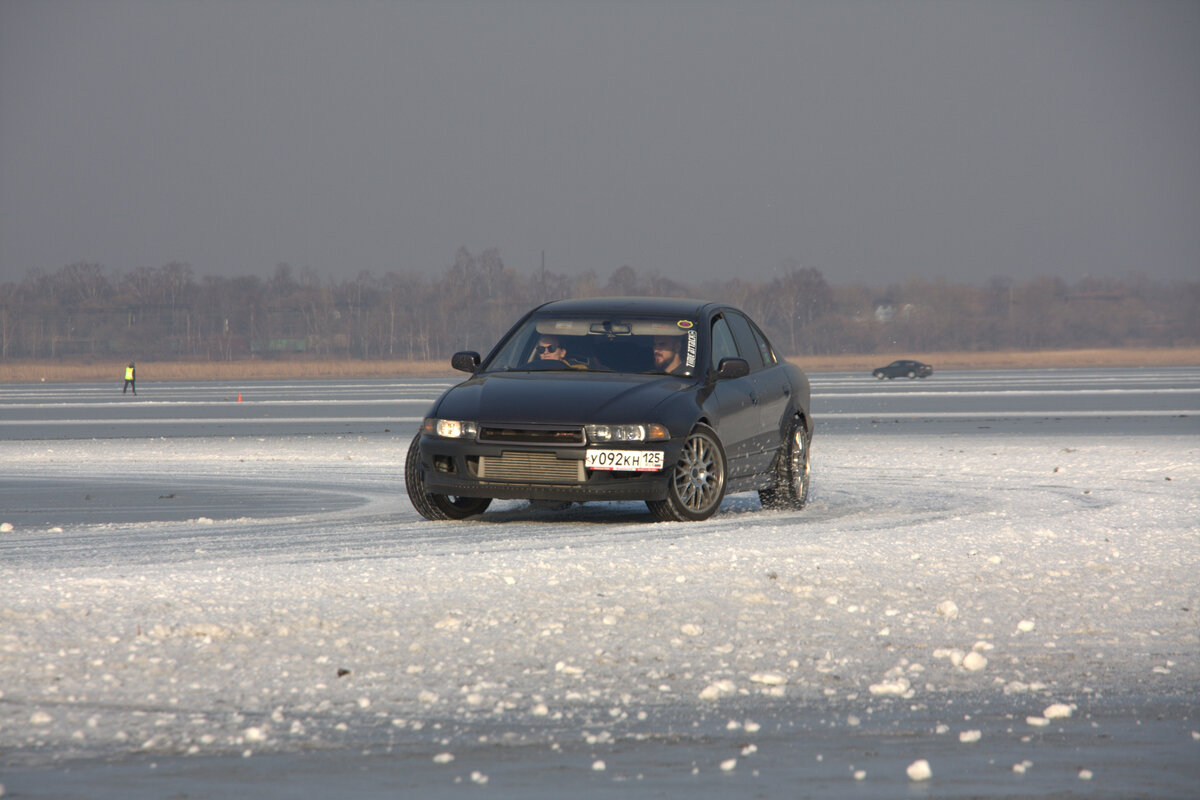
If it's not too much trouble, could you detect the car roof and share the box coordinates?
[534,296,717,317]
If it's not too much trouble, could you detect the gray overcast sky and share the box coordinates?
[2,0,1198,287]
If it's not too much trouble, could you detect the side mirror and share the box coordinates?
[451,351,481,373]
[716,357,750,379]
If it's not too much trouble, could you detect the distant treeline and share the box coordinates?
[2,248,1197,362]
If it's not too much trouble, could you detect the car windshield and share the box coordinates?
[485,314,700,376]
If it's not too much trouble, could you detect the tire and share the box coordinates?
[405,436,492,520]
[873,372,885,380]
[906,371,916,378]
[759,418,810,510]
[647,424,727,522]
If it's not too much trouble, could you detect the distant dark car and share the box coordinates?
[406,297,813,522]
[872,360,933,380]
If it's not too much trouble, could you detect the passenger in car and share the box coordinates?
[652,336,687,375]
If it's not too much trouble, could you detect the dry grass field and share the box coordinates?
[2,347,1197,384]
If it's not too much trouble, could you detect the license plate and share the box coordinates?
[585,449,664,471]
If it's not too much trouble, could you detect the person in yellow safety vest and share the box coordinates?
[123,362,136,395]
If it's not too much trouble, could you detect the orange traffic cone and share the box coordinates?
[237,392,242,402]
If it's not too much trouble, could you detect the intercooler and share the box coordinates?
[476,451,586,483]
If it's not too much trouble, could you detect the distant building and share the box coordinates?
[873,303,917,323]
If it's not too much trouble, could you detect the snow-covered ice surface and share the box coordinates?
[1,369,1198,798]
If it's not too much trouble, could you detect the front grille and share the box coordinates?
[477,451,586,484]
[479,426,585,445]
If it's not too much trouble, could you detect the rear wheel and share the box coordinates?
[906,371,916,378]
[405,436,492,520]
[647,424,727,522]
[759,418,810,510]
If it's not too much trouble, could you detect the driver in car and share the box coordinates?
[535,335,590,368]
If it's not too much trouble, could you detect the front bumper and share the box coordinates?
[415,435,681,502]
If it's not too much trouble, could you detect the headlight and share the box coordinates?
[423,418,478,439]
[585,423,669,443]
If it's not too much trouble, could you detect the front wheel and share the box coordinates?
[405,436,492,520]
[647,424,727,522]
[759,418,810,510]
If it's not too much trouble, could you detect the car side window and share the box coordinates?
[747,320,778,366]
[725,312,766,370]
[710,317,739,368]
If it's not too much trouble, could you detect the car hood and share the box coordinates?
[432,371,692,426]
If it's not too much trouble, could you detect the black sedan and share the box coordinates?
[872,359,933,379]
[406,297,813,522]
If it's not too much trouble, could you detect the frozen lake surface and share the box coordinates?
[1,368,1197,797]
